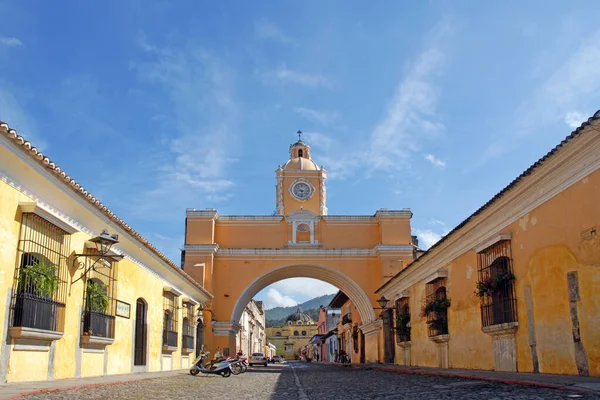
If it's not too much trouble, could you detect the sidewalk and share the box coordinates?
[0,370,189,399]
[326,362,600,395]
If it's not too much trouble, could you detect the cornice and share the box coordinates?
[359,320,382,337]
[474,232,512,253]
[186,209,219,219]
[375,209,413,220]
[378,117,600,298]
[218,215,284,222]
[18,201,79,234]
[184,244,413,258]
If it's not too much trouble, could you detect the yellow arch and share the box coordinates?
[230,263,377,324]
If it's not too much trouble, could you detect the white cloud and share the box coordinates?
[564,111,586,129]
[257,65,331,88]
[255,20,294,44]
[414,229,443,249]
[293,107,339,126]
[130,37,239,217]
[424,153,446,168]
[263,288,298,309]
[481,29,600,162]
[0,36,22,47]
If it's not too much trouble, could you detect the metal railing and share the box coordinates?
[83,310,115,338]
[341,313,352,325]
[163,329,178,348]
[183,334,194,351]
[12,295,64,331]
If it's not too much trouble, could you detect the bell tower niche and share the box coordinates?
[276,131,327,216]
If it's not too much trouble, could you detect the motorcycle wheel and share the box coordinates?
[190,369,199,376]
[241,363,247,373]
[231,365,241,375]
[221,369,231,378]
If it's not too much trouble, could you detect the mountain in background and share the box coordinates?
[265,293,336,327]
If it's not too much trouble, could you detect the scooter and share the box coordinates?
[190,350,233,377]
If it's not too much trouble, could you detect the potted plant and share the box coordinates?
[83,280,109,337]
[474,271,515,298]
[13,258,59,330]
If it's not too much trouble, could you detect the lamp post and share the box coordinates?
[374,295,396,364]
[72,229,121,284]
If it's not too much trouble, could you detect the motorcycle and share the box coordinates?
[190,350,233,377]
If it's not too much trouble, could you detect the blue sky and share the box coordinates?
[1,1,599,309]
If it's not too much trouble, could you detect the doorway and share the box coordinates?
[134,298,147,366]
[196,319,204,357]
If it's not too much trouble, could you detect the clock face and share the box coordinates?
[292,181,312,199]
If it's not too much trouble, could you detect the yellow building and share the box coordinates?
[0,121,213,383]
[183,136,416,363]
[265,308,318,359]
[377,110,600,376]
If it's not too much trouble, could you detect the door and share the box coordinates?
[134,298,147,366]
[360,331,365,364]
[382,309,396,364]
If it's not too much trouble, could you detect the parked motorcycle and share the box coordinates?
[190,349,233,377]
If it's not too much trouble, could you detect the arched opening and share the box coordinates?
[230,264,377,325]
[134,298,147,366]
[298,149,303,158]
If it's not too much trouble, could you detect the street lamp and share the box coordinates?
[89,229,119,255]
[376,295,390,310]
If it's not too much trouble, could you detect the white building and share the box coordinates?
[237,300,266,356]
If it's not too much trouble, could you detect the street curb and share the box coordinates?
[323,363,597,396]
[3,375,165,399]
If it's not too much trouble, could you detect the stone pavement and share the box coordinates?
[323,362,600,395]
[1,362,599,399]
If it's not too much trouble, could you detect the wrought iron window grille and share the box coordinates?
[163,292,179,348]
[10,213,70,332]
[425,278,449,337]
[395,298,411,343]
[477,239,518,327]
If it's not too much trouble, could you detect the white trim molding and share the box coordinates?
[474,232,512,253]
[425,269,448,284]
[18,202,79,234]
[163,286,183,297]
[359,320,382,337]
[213,322,242,337]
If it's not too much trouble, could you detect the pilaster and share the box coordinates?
[482,322,518,372]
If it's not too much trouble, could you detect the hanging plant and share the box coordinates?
[18,259,59,299]
[86,280,109,313]
[396,312,411,328]
[422,298,451,317]
[474,271,515,298]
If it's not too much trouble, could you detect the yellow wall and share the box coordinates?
[384,166,600,375]
[266,323,318,358]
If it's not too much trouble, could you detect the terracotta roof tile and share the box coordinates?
[0,120,213,299]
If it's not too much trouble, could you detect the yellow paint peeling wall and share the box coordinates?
[7,351,49,383]
[81,352,104,377]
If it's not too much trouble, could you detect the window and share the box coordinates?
[301,331,306,336]
[395,297,411,343]
[298,149,303,157]
[275,331,282,337]
[478,239,517,327]
[163,292,178,348]
[182,301,195,351]
[11,213,70,332]
[82,249,118,339]
[293,330,299,336]
[425,278,449,337]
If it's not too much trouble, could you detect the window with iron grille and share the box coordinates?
[425,278,449,337]
[10,213,70,332]
[163,292,178,348]
[395,298,411,343]
[82,249,118,339]
[477,239,517,327]
[182,301,195,351]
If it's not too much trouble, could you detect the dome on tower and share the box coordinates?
[285,307,314,324]
[284,135,320,171]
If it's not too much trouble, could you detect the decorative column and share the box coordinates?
[429,334,450,368]
[359,320,382,363]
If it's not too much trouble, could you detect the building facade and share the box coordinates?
[265,308,318,359]
[236,299,266,356]
[316,305,340,362]
[377,110,600,376]
[183,137,416,362]
[0,122,213,383]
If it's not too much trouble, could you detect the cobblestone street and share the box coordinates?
[19,362,600,400]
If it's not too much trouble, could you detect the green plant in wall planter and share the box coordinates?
[18,259,59,298]
[86,280,109,313]
[422,298,451,317]
[474,272,515,298]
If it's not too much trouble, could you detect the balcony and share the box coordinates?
[182,334,194,353]
[83,310,115,339]
[163,329,178,352]
[341,313,352,326]
[12,295,64,332]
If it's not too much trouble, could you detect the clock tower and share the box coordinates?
[275,133,327,216]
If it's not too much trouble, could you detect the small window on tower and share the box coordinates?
[298,149,303,158]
